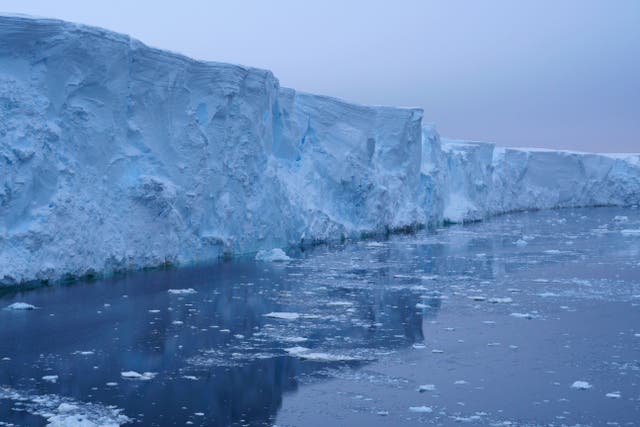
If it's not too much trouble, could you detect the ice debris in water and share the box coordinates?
[620,229,640,236]
[409,406,433,413]
[121,371,157,380]
[285,346,362,362]
[264,312,300,320]
[606,391,621,399]
[5,302,37,310]
[418,384,436,392]
[255,248,291,262]
[167,288,197,295]
[613,215,629,222]
[510,312,536,319]
[571,381,592,390]
[42,375,59,383]
[0,386,130,426]
[488,297,513,304]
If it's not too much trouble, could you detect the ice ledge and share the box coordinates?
[0,15,638,285]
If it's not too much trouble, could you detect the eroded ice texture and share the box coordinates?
[1,15,639,284]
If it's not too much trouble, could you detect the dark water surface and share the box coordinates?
[1,207,639,426]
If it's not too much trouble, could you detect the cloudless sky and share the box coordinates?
[1,0,638,152]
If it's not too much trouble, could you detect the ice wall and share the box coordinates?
[274,89,425,242]
[1,15,638,285]
[0,15,425,284]
[421,131,640,223]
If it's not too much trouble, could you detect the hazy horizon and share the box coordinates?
[1,0,638,152]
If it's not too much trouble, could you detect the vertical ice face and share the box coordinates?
[0,15,426,284]
[0,15,638,285]
[0,15,296,283]
[431,135,640,223]
[274,90,425,242]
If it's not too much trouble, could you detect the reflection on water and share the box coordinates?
[1,206,639,426]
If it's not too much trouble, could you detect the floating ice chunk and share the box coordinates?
[121,371,157,380]
[5,302,37,310]
[454,380,468,385]
[571,381,592,390]
[468,295,486,301]
[285,346,361,362]
[72,351,94,356]
[148,309,161,313]
[167,288,197,295]
[538,292,559,298]
[510,312,536,319]
[281,336,308,343]
[42,375,59,383]
[326,301,353,307]
[621,229,640,236]
[605,391,621,399]
[0,385,130,425]
[57,402,78,412]
[264,312,300,320]
[613,216,629,222]
[488,297,512,304]
[431,349,444,354]
[105,382,118,386]
[452,415,483,422]
[514,239,528,246]
[172,320,184,325]
[544,249,562,254]
[182,375,199,381]
[255,248,291,262]
[365,242,386,247]
[409,406,433,413]
[376,410,389,416]
[418,384,436,392]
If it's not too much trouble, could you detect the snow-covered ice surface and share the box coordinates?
[1,15,639,285]
[1,206,639,426]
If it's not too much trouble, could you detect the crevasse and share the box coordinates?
[1,15,638,285]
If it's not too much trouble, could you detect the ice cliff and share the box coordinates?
[421,125,640,223]
[1,15,639,285]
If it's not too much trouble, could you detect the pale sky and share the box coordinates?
[1,0,638,152]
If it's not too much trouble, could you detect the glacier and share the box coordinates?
[0,15,639,285]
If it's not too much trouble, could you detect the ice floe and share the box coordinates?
[120,371,157,381]
[255,248,291,262]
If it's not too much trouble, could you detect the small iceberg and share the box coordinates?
[5,302,37,310]
[488,297,513,304]
[264,312,300,320]
[167,288,197,295]
[285,346,361,362]
[121,371,157,380]
[409,406,433,413]
[621,229,640,236]
[255,248,292,262]
[42,375,59,383]
[571,380,592,390]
